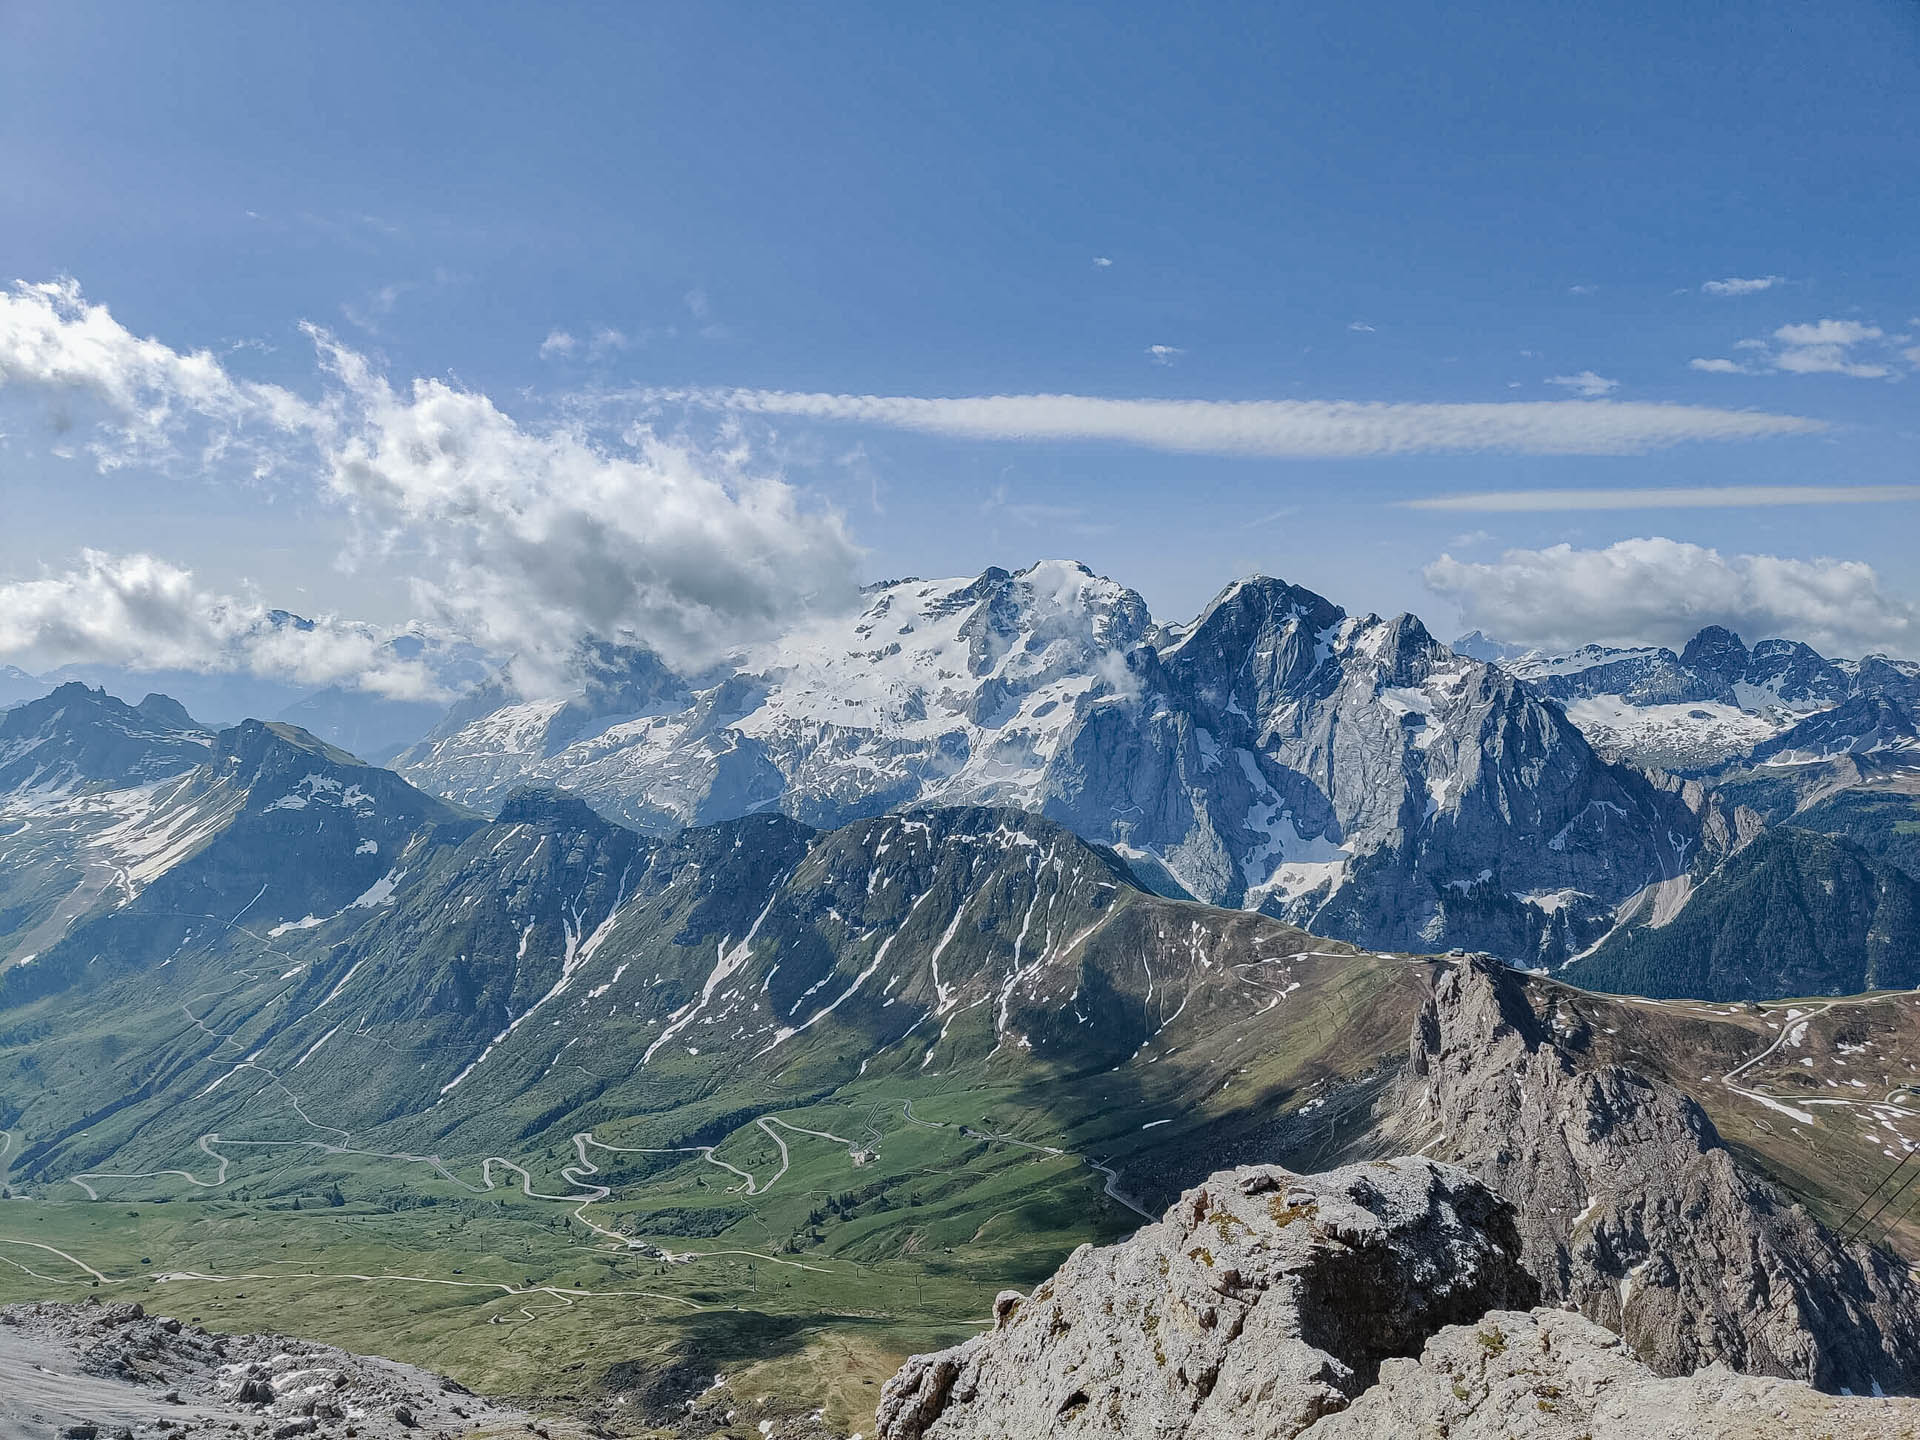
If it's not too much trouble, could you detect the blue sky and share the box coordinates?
[2,0,1918,692]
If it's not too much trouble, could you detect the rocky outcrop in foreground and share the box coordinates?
[875,1158,1920,1440]
[1307,1308,1920,1440]
[876,1157,1538,1440]
[0,1300,576,1440]
[1392,957,1920,1392]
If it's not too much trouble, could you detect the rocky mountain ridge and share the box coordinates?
[876,1157,1540,1440]
[0,682,213,794]
[396,562,1708,966]
[1489,623,1920,772]
[6,701,1920,1432]
[1381,957,1920,1390]
[0,1300,584,1440]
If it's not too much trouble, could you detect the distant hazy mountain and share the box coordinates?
[11,620,490,759]
[0,662,51,709]
[1485,625,1918,772]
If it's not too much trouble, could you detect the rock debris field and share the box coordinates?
[0,1301,582,1440]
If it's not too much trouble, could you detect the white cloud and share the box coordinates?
[1404,484,1920,512]
[1547,370,1619,397]
[1424,537,1917,656]
[538,327,629,362]
[0,550,446,699]
[1770,319,1890,378]
[642,386,1825,458]
[309,332,862,687]
[1092,256,1113,268]
[342,282,412,335]
[0,277,320,472]
[0,279,864,694]
[1568,284,1596,296]
[1774,319,1880,347]
[1702,275,1784,296]
[1348,321,1376,333]
[1694,316,1904,380]
[1146,344,1185,365]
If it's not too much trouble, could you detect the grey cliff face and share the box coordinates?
[875,1157,1537,1440]
[1387,958,1920,1393]
[1043,578,1698,962]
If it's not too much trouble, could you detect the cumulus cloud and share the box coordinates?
[1347,321,1376,333]
[1092,256,1113,268]
[0,279,863,695]
[1424,537,1918,657]
[1702,275,1784,296]
[1692,317,1905,380]
[1546,370,1619,397]
[538,329,577,359]
[308,331,861,688]
[1770,319,1890,378]
[641,386,1825,458]
[1146,344,1185,365]
[0,550,446,699]
[0,277,321,471]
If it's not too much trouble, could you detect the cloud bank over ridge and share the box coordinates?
[0,279,862,696]
[1425,537,1918,657]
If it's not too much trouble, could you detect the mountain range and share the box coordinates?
[3,619,1920,1428]
[395,562,1715,967]
[7,560,1920,994]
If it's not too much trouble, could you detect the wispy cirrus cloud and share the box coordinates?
[1702,275,1784,296]
[1405,484,1920,512]
[537,326,630,362]
[1546,370,1619,397]
[637,385,1825,458]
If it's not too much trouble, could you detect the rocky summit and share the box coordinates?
[874,1156,1920,1440]
[876,1158,1539,1440]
